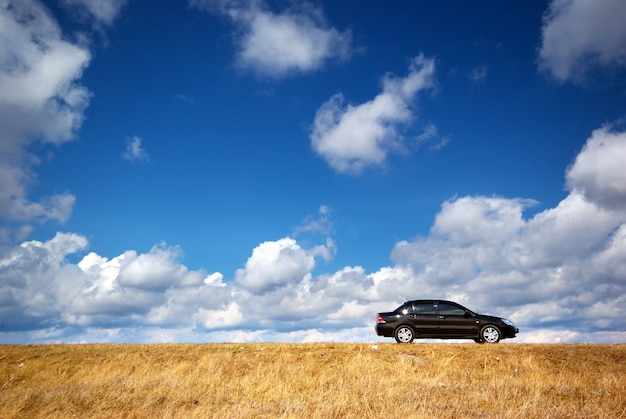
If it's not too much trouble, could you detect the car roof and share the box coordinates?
[404,299,458,305]
[403,300,475,313]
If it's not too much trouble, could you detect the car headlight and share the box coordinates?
[502,318,514,326]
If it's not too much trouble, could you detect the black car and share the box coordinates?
[375,299,518,343]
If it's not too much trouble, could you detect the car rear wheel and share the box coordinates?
[480,325,501,343]
[394,325,414,343]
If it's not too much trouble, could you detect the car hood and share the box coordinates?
[477,314,505,323]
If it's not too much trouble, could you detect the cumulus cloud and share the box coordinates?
[0,0,91,228]
[0,234,229,331]
[0,231,356,338]
[234,238,316,293]
[539,0,626,82]
[2,125,626,344]
[390,127,626,335]
[310,55,436,174]
[565,124,626,211]
[190,0,352,77]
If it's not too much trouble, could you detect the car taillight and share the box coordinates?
[376,315,385,323]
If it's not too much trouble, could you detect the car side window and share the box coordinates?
[397,304,411,315]
[412,303,437,315]
[437,303,466,316]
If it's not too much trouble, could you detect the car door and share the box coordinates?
[406,302,439,336]
[436,302,479,337]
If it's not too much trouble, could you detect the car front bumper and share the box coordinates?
[501,326,519,339]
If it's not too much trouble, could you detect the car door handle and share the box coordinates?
[438,316,445,319]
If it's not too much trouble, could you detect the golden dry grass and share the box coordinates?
[1,343,625,418]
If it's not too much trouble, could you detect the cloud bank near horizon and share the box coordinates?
[1,124,625,344]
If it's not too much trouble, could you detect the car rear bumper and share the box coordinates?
[375,323,395,337]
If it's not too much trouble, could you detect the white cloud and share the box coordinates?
[539,0,626,82]
[309,237,336,262]
[190,0,352,78]
[195,302,244,329]
[234,238,315,293]
[293,205,333,237]
[290,206,337,262]
[431,196,530,247]
[117,244,205,290]
[0,0,91,227]
[415,123,450,152]
[122,135,149,162]
[0,234,229,330]
[1,125,626,344]
[60,0,128,25]
[520,191,619,268]
[204,272,226,286]
[566,124,626,211]
[310,55,436,174]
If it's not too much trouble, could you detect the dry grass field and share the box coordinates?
[1,343,624,418]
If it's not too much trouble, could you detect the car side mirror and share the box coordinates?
[464,311,471,318]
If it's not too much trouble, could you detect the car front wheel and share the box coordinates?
[394,325,414,343]
[480,325,501,343]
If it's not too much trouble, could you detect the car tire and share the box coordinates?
[394,325,414,343]
[480,325,501,343]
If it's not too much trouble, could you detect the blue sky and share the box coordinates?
[1,0,625,344]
